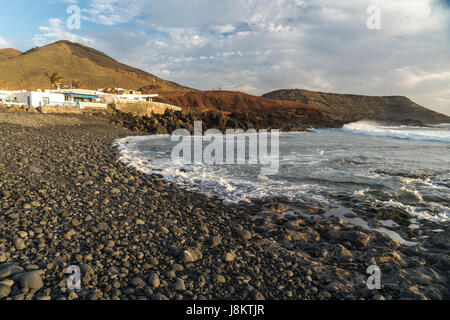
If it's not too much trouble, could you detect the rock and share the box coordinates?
[0,284,11,299]
[31,201,40,207]
[180,248,202,263]
[104,176,112,183]
[222,252,236,262]
[13,238,26,250]
[214,274,226,284]
[173,278,186,291]
[80,264,95,276]
[89,291,103,300]
[0,251,6,263]
[0,264,24,279]
[208,235,222,247]
[68,291,78,300]
[250,290,265,300]
[97,222,109,231]
[136,219,145,226]
[239,230,252,241]
[151,293,169,301]
[64,229,76,240]
[19,270,44,290]
[23,203,32,210]
[131,277,146,287]
[148,273,160,289]
[0,279,14,287]
[267,203,291,213]
[111,188,121,194]
[18,231,28,239]
[160,226,169,234]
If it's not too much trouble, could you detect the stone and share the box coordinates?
[250,290,265,300]
[181,250,195,263]
[89,291,103,300]
[239,230,252,241]
[0,251,6,263]
[111,188,121,194]
[222,252,236,262]
[136,219,145,226]
[19,270,44,290]
[13,238,26,250]
[151,293,169,300]
[18,231,28,239]
[0,264,24,279]
[214,274,226,284]
[0,284,11,299]
[64,229,76,240]
[104,176,112,183]
[131,277,146,287]
[160,226,169,234]
[97,222,109,231]
[0,279,14,287]
[173,278,186,291]
[208,235,222,247]
[148,273,160,289]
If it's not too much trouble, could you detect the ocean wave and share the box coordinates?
[342,121,450,142]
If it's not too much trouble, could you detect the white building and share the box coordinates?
[12,90,66,108]
[114,93,159,103]
[10,89,107,109]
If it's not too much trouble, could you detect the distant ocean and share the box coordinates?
[116,121,450,224]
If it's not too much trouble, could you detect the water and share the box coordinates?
[115,121,450,224]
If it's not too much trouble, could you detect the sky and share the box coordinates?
[0,0,449,116]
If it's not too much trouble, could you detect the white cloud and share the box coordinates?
[0,36,11,48]
[33,18,93,46]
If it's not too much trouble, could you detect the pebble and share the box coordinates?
[173,278,186,291]
[19,270,44,290]
[0,284,11,299]
[148,273,160,289]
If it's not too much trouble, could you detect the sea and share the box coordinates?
[115,121,450,225]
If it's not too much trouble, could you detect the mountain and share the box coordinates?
[263,89,450,124]
[0,40,193,92]
[0,48,22,61]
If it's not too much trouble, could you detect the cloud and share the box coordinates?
[33,18,93,46]
[0,36,11,48]
[81,0,143,25]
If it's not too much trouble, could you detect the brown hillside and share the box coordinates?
[0,48,22,61]
[156,90,316,113]
[0,40,194,92]
[263,89,450,124]
[151,90,335,129]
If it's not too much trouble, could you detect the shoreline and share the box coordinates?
[0,109,448,300]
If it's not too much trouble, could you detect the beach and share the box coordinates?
[0,108,448,300]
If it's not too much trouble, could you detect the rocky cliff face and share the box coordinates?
[263,89,450,125]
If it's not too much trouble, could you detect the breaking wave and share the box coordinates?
[342,121,450,142]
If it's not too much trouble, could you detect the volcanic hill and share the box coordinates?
[0,40,193,92]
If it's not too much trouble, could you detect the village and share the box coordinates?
[0,87,159,109]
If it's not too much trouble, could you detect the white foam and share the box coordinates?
[343,121,450,142]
